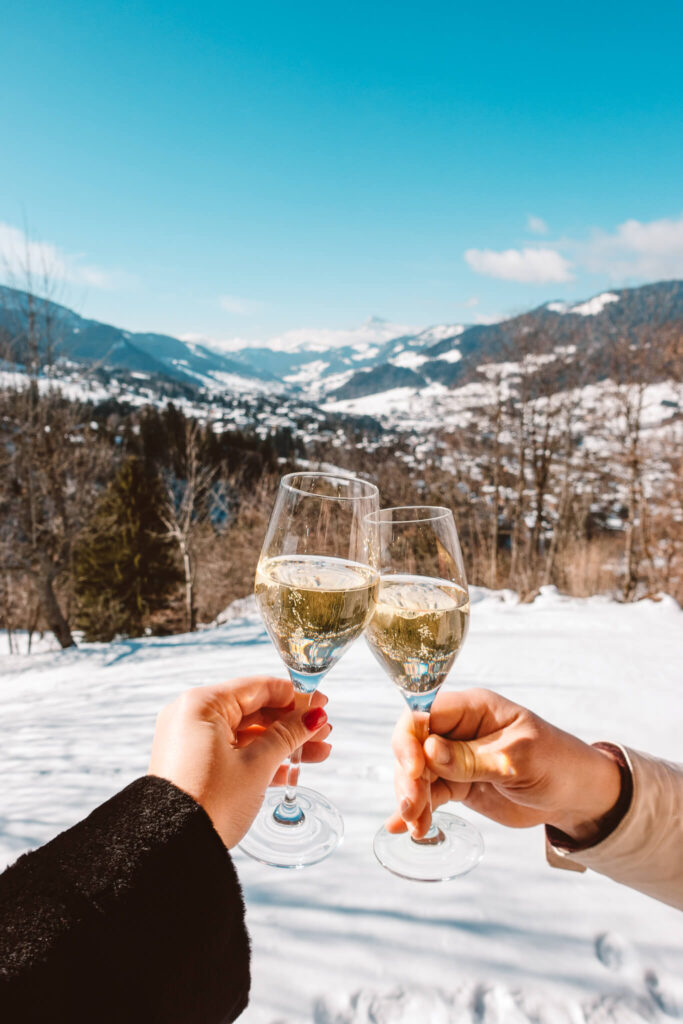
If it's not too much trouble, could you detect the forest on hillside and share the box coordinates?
[0,312,681,651]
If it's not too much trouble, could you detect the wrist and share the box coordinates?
[548,744,624,844]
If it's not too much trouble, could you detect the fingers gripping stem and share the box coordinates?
[410,709,443,846]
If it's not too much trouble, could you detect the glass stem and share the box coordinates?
[272,687,312,826]
[284,744,303,804]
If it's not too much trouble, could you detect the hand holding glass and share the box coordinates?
[239,472,379,868]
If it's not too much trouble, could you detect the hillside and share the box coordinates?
[0,284,276,391]
[1,283,681,416]
[328,282,683,401]
[1,278,680,478]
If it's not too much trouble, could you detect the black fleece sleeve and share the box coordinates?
[0,776,251,1024]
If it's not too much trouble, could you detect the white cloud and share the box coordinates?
[219,294,259,315]
[571,215,683,281]
[465,247,573,284]
[464,295,479,307]
[527,215,548,235]
[0,223,126,290]
[466,213,683,290]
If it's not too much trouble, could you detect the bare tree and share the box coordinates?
[160,421,217,632]
[461,360,511,588]
[0,384,114,647]
[603,323,682,599]
[192,472,279,624]
[0,241,113,648]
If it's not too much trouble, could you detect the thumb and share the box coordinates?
[424,733,510,784]
[246,705,329,772]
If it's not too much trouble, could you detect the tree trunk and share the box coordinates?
[511,427,526,583]
[39,572,76,649]
[489,490,499,589]
[1,573,14,654]
[27,597,41,655]
[618,384,646,602]
[622,424,641,601]
[623,467,639,601]
[180,538,196,632]
[530,490,543,560]
[489,408,501,588]
[545,423,572,584]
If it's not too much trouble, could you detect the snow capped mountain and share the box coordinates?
[186,318,470,401]
[0,285,279,393]
[198,316,415,356]
[1,281,680,429]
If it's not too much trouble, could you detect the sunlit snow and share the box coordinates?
[570,293,620,317]
[1,589,681,1023]
[546,302,569,314]
[391,351,429,370]
[437,348,463,364]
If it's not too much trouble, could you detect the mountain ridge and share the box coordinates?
[328,281,683,400]
[0,285,277,391]
[1,280,681,407]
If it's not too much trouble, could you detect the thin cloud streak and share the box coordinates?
[0,223,130,291]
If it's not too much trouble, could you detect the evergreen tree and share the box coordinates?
[73,458,181,641]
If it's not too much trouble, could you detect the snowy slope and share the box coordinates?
[3,282,681,450]
[1,590,682,1023]
[323,375,681,450]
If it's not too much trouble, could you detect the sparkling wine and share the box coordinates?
[365,574,470,694]
[255,555,379,677]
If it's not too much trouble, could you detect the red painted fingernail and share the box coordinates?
[302,707,327,730]
[283,699,296,712]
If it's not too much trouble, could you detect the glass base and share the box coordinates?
[373,811,484,882]
[238,786,344,869]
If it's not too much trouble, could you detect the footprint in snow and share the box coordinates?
[644,969,683,1019]
[313,986,454,1023]
[583,992,656,1024]
[470,983,534,1023]
[595,931,636,973]
[595,933,683,1019]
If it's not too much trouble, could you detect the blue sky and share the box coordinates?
[1,0,682,343]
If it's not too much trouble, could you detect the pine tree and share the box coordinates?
[73,458,181,641]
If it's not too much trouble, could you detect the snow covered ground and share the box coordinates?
[323,375,681,447]
[1,588,682,1022]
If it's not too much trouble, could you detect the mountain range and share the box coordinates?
[1,281,681,416]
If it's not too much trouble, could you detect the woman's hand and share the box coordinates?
[149,676,331,848]
[388,688,622,844]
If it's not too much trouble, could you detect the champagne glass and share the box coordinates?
[365,506,484,881]
[239,472,379,868]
